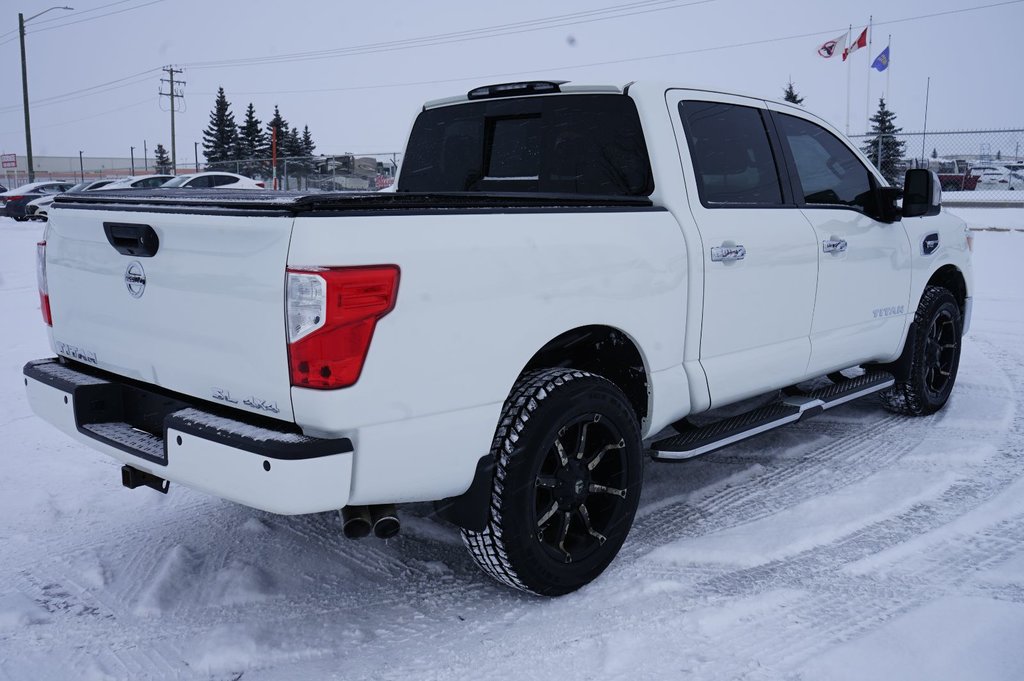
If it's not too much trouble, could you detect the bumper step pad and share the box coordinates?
[651,370,894,461]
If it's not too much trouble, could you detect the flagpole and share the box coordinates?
[845,24,852,134]
[886,34,892,106]
[864,16,872,134]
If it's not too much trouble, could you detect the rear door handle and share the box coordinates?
[711,245,746,262]
[103,222,160,257]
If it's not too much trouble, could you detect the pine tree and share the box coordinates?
[782,80,804,105]
[996,150,1002,161]
[301,125,316,160]
[860,96,906,185]
[283,127,304,188]
[234,103,266,178]
[154,143,172,174]
[201,87,238,171]
[293,125,317,188]
[931,148,938,159]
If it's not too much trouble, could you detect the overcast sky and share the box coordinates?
[1,0,1022,163]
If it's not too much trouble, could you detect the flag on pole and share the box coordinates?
[817,32,847,59]
[871,46,890,72]
[843,27,868,60]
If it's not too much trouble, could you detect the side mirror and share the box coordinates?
[903,169,941,218]
[875,186,903,223]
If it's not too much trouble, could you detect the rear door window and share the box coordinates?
[399,94,653,196]
[678,100,784,207]
[186,176,214,188]
[209,174,238,187]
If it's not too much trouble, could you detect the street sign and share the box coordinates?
[1,154,16,169]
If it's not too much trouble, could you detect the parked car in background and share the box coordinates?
[25,179,116,220]
[972,165,1013,190]
[1,181,75,220]
[160,172,265,189]
[0,183,7,193]
[1004,163,1024,190]
[931,159,980,191]
[97,175,175,190]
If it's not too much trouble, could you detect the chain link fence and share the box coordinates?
[849,129,1024,205]
[203,152,402,191]
[7,152,402,193]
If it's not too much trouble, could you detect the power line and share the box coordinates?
[191,0,1024,99]
[186,0,715,70]
[29,0,142,27]
[184,0,1022,71]
[33,98,153,130]
[0,68,160,114]
[28,0,167,34]
[4,0,1021,117]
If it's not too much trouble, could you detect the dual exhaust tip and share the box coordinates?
[341,504,400,539]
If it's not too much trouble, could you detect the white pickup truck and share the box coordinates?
[25,81,972,596]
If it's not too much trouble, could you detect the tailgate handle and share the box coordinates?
[103,222,160,257]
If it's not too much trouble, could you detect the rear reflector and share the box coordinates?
[286,265,400,389]
[37,241,52,326]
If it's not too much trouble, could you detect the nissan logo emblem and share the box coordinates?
[125,261,146,298]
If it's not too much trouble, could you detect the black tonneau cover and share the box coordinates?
[53,189,654,216]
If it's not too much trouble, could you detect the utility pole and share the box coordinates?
[160,66,185,174]
[18,7,74,183]
[78,150,83,182]
[194,141,199,172]
[143,140,148,173]
[130,146,135,175]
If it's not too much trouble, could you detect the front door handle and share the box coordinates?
[711,245,746,262]
[822,238,848,254]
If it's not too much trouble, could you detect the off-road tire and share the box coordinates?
[882,286,963,415]
[462,368,643,596]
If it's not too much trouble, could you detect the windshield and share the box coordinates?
[399,94,653,196]
[161,176,192,187]
[68,182,90,192]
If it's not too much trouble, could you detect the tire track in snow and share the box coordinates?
[625,338,1024,672]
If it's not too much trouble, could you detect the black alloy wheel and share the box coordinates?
[882,285,963,416]
[532,413,630,566]
[923,306,959,402]
[463,368,643,596]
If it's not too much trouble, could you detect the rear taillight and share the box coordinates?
[255,181,265,188]
[37,241,52,326]
[286,265,400,389]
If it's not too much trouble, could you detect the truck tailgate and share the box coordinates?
[45,207,296,422]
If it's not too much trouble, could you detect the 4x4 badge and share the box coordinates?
[125,261,146,298]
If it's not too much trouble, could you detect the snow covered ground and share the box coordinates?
[948,206,1024,231]
[943,189,1024,206]
[1,212,1023,680]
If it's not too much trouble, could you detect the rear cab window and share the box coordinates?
[399,94,654,196]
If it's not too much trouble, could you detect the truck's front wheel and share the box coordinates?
[882,286,963,415]
[463,368,643,596]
